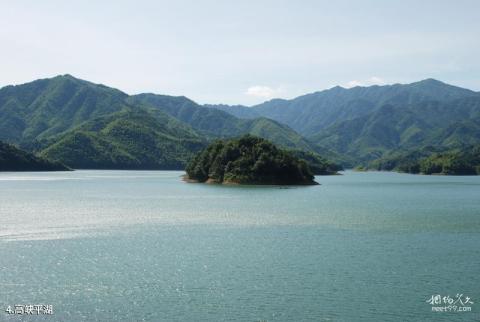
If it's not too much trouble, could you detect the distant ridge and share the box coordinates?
[1,74,479,169]
[207,79,480,166]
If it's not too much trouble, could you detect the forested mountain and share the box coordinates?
[310,97,480,163]
[128,94,317,151]
[0,75,131,144]
[209,79,480,166]
[0,75,328,169]
[2,75,478,171]
[211,79,478,136]
[39,110,206,169]
[0,140,68,171]
[205,104,261,119]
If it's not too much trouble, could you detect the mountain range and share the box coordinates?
[0,75,479,170]
[210,79,480,165]
[0,75,322,169]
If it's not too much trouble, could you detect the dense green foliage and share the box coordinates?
[0,75,330,170]
[40,110,206,169]
[0,75,131,144]
[2,75,478,172]
[419,146,480,175]
[310,100,480,164]
[367,145,480,175]
[186,135,317,185]
[0,141,69,171]
[129,94,318,152]
[210,79,480,166]
[289,150,342,175]
[216,79,478,135]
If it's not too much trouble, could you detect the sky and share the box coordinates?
[1,0,479,105]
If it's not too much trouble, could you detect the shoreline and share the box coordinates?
[182,174,319,186]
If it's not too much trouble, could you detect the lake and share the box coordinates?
[0,170,479,321]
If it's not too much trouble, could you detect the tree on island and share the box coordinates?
[186,135,318,185]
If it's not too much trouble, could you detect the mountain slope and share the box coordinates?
[6,75,477,170]
[0,75,132,144]
[128,93,318,152]
[40,110,206,169]
[0,140,69,171]
[311,97,480,163]
[205,104,261,119]
[0,75,338,169]
[208,79,480,166]
[210,79,479,137]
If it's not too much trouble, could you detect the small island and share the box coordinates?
[0,141,70,171]
[185,135,318,185]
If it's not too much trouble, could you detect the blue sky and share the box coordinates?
[1,0,479,105]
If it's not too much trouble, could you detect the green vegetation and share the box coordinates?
[289,150,342,175]
[309,102,480,165]
[367,145,480,175]
[418,146,480,175]
[2,75,480,173]
[129,94,319,152]
[0,74,131,144]
[186,135,318,185]
[212,79,480,168]
[0,141,69,171]
[40,110,206,169]
[222,78,478,136]
[366,147,439,172]
[0,75,329,170]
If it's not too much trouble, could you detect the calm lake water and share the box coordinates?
[0,170,479,321]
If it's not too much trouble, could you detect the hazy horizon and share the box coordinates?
[1,0,479,105]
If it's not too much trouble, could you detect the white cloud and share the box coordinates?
[346,80,364,87]
[345,76,386,88]
[245,85,280,98]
